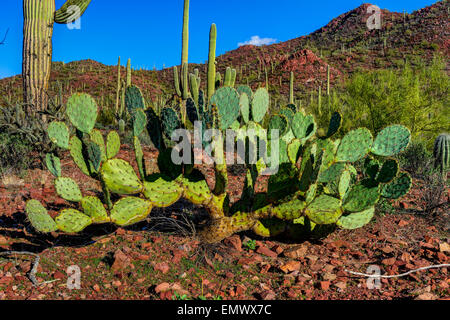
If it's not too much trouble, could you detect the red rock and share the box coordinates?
[0,276,13,285]
[382,257,396,266]
[154,262,170,274]
[320,281,330,291]
[398,219,409,227]
[280,261,301,274]
[256,246,278,258]
[155,282,170,293]
[260,290,276,300]
[224,235,242,252]
[272,245,284,255]
[93,284,100,292]
[115,228,126,235]
[111,249,131,273]
[53,271,65,280]
[235,284,246,296]
[283,245,307,259]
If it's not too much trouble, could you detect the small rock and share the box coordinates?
[93,284,101,292]
[256,246,278,258]
[111,249,131,273]
[155,283,170,293]
[112,280,122,287]
[272,245,284,255]
[154,262,170,274]
[283,245,307,259]
[335,282,347,290]
[439,242,450,253]
[280,261,301,274]
[224,235,242,252]
[382,257,396,266]
[53,271,65,280]
[398,219,409,227]
[322,272,337,281]
[416,293,438,300]
[320,281,330,291]
[260,290,276,300]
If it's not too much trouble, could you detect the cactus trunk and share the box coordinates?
[22,0,55,113]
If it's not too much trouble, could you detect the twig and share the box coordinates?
[345,264,450,279]
[0,28,9,45]
[0,251,58,286]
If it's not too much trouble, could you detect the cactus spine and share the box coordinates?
[207,23,217,100]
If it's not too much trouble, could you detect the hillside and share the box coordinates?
[0,1,448,108]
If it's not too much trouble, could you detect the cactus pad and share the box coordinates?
[81,196,110,223]
[338,169,352,199]
[106,131,121,159]
[45,153,61,177]
[101,159,143,195]
[337,207,375,230]
[143,175,183,207]
[291,113,316,141]
[251,88,269,123]
[180,175,212,205]
[110,197,152,226]
[133,108,147,137]
[336,128,373,162]
[66,93,98,134]
[287,138,302,164]
[161,107,181,139]
[381,172,412,199]
[55,209,92,233]
[253,218,286,237]
[236,85,253,101]
[305,195,343,225]
[25,200,58,233]
[54,177,83,202]
[318,162,345,183]
[326,112,342,138]
[280,107,295,125]
[90,129,106,162]
[239,93,250,124]
[125,85,145,116]
[69,135,90,176]
[210,87,240,130]
[376,159,398,183]
[268,114,289,139]
[47,121,69,149]
[371,125,411,157]
[343,182,380,212]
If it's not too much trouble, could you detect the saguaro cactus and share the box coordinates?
[207,24,217,100]
[22,0,92,114]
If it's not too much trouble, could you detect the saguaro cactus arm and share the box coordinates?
[54,0,92,24]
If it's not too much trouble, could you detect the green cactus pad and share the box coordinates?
[66,93,98,134]
[25,200,58,233]
[252,218,286,237]
[337,207,375,230]
[272,198,306,220]
[326,112,342,138]
[55,209,92,233]
[143,175,183,207]
[90,129,106,162]
[371,125,411,157]
[134,136,146,180]
[125,85,146,117]
[381,172,412,199]
[180,175,212,206]
[239,93,250,124]
[363,157,381,180]
[318,162,346,183]
[305,195,343,225]
[157,148,183,180]
[45,153,61,177]
[291,113,316,141]
[280,107,295,125]
[145,108,164,151]
[229,212,254,229]
[236,85,253,101]
[343,182,380,212]
[101,159,143,195]
[287,138,302,164]
[133,108,147,137]
[338,169,352,199]
[54,177,83,202]
[110,197,152,226]
[161,107,181,139]
[69,135,90,176]
[336,128,373,162]
[305,183,317,204]
[268,114,289,139]
[81,196,110,223]
[376,159,399,183]
[186,98,199,124]
[209,87,240,130]
[251,88,269,123]
[47,121,69,149]
[106,131,121,159]
[87,142,102,173]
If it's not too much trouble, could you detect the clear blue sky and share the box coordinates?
[0,0,439,79]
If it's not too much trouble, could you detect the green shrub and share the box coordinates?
[0,133,34,174]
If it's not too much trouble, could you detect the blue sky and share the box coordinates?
[0,0,439,79]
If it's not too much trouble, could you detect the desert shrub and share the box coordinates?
[396,139,434,178]
[420,170,447,215]
[0,133,34,174]
[337,56,449,146]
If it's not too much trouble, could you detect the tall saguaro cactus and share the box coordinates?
[22,0,92,114]
[207,23,217,100]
